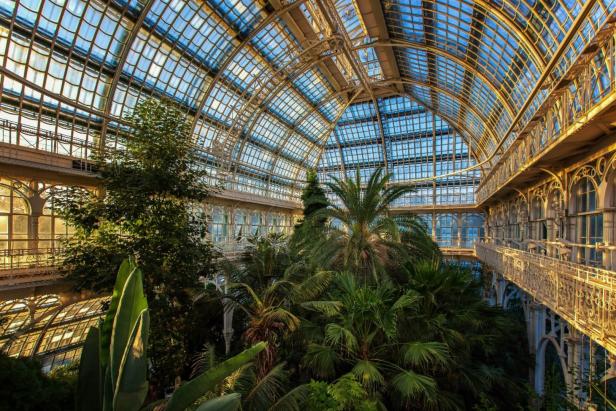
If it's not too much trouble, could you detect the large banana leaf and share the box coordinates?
[164,342,267,411]
[101,259,137,368]
[113,310,150,411]
[76,326,103,411]
[110,266,148,394]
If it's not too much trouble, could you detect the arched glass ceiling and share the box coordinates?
[0,0,614,203]
[319,95,480,207]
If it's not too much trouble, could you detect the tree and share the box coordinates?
[399,261,531,409]
[300,170,329,222]
[59,99,217,393]
[309,168,438,283]
[0,353,75,411]
[291,170,329,255]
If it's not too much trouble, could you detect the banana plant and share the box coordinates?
[76,259,266,411]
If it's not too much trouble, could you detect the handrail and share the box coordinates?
[476,242,616,354]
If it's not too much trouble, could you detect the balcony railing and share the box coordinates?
[476,242,616,354]
[0,247,63,271]
[0,247,63,287]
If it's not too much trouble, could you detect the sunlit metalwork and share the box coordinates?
[0,0,613,197]
[477,242,616,355]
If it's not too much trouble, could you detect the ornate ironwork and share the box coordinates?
[476,242,616,354]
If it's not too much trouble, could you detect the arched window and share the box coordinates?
[210,207,229,244]
[38,191,74,250]
[549,190,565,240]
[436,213,458,247]
[530,196,547,241]
[574,177,603,266]
[0,183,30,251]
[507,206,520,243]
[250,211,262,235]
[460,213,484,248]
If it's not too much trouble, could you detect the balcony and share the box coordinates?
[475,242,616,354]
[0,247,63,289]
[476,25,616,205]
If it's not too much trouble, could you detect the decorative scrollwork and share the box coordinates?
[476,242,616,354]
[569,164,600,191]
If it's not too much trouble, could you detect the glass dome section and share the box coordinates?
[0,0,613,205]
[318,95,480,207]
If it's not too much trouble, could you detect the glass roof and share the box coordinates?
[0,0,613,205]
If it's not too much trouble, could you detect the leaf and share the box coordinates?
[268,384,310,411]
[350,360,384,390]
[113,310,150,411]
[110,266,148,395]
[391,291,421,312]
[292,271,335,302]
[195,394,242,411]
[390,370,436,400]
[243,363,287,410]
[324,323,358,353]
[165,342,267,411]
[76,326,102,411]
[101,259,136,368]
[402,341,449,368]
[302,344,338,379]
[300,301,343,317]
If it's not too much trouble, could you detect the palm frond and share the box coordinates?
[267,384,309,411]
[390,370,436,400]
[190,343,218,379]
[291,270,336,303]
[302,343,338,378]
[402,341,450,368]
[195,393,242,411]
[350,360,385,391]
[242,363,289,411]
[324,323,358,353]
[300,300,343,316]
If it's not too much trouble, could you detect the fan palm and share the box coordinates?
[302,273,449,407]
[397,261,530,409]
[310,167,437,283]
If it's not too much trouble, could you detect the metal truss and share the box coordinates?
[0,0,614,206]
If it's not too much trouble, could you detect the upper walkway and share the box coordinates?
[476,242,616,354]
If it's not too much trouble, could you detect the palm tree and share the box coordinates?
[398,261,530,410]
[240,233,291,291]
[191,346,309,411]
[301,273,449,408]
[228,235,335,378]
[309,168,437,283]
[231,280,300,378]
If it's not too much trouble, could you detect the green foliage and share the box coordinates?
[166,342,267,411]
[291,170,329,256]
[302,273,440,405]
[210,168,529,410]
[300,170,329,220]
[0,353,75,411]
[239,233,291,290]
[195,394,241,411]
[77,259,267,411]
[307,167,439,283]
[76,258,149,411]
[63,165,530,411]
[306,375,377,411]
[59,99,217,390]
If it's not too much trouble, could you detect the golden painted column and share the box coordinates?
[602,207,615,269]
